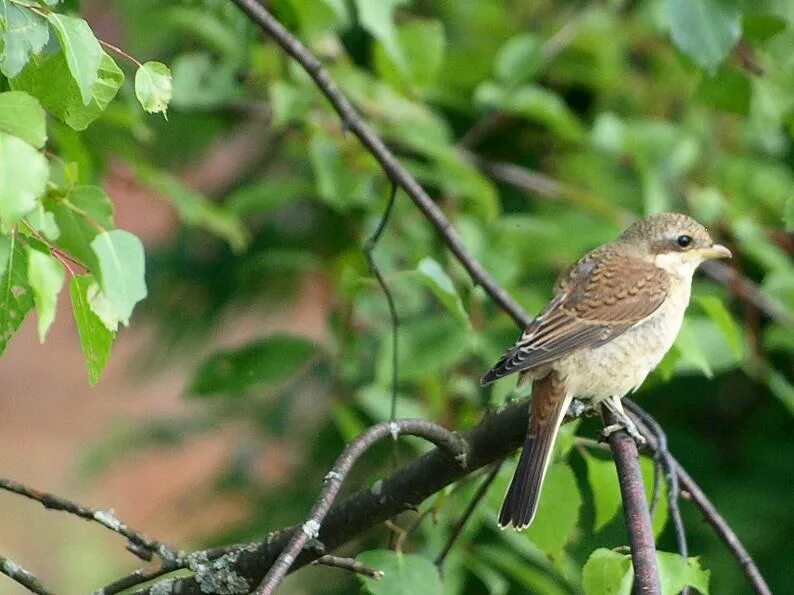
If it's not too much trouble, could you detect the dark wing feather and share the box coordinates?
[481,244,670,385]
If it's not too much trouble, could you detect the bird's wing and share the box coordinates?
[481,244,670,385]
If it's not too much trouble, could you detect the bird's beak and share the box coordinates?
[699,244,732,260]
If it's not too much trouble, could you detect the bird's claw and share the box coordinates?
[601,421,647,446]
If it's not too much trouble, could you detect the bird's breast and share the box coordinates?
[556,279,691,401]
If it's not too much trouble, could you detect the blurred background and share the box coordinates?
[0,0,793,593]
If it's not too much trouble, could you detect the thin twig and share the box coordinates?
[363,184,400,421]
[435,461,503,570]
[98,38,143,67]
[674,462,771,595]
[311,555,384,579]
[0,555,54,595]
[254,419,468,595]
[0,478,180,564]
[228,0,532,328]
[601,407,661,595]
[93,563,184,595]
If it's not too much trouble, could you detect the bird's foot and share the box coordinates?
[601,418,647,446]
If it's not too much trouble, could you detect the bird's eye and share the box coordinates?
[676,235,693,249]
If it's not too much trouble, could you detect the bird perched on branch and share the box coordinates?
[482,213,731,530]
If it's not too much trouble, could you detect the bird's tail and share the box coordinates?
[498,372,570,530]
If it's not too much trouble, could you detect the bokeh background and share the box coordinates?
[1,0,793,593]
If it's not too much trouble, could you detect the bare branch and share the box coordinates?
[119,399,533,595]
[94,563,184,595]
[312,555,384,580]
[254,419,468,594]
[0,477,180,564]
[1,555,54,595]
[363,184,400,421]
[601,408,661,595]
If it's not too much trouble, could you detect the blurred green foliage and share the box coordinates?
[3,0,794,593]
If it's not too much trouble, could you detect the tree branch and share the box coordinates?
[123,400,532,594]
[1,555,54,595]
[311,555,384,580]
[117,5,769,595]
[254,419,468,594]
[625,401,772,595]
[229,0,532,328]
[0,477,180,564]
[601,409,661,595]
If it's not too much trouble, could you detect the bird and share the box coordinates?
[481,212,731,530]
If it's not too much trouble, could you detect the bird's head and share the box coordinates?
[620,213,731,278]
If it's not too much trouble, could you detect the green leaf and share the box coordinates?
[0,91,46,147]
[0,132,48,228]
[45,185,114,270]
[86,281,121,332]
[25,203,60,241]
[0,1,49,78]
[383,317,469,382]
[673,317,713,378]
[475,82,585,142]
[11,50,124,131]
[134,165,248,251]
[285,0,348,38]
[373,19,446,89]
[171,52,239,109]
[355,0,409,72]
[189,335,318,396]
[70,275,114,386]
[495,33,543,85]
[582,548,632,595]
[0,237,34,355]
[742,14,787,44]
[47,13,103,104]
[356,550,441,595]
[26,247,65,341]
[694,65,751,115]
[308,132,374,211]
[584,451,622,532]
[415,257,468,324]
[664,0,742,72]
[657,552,710,595]
[90,230,147,326]
[477,543,571,595]
[785,196,794,231]
[134,61,173,116]
[0,234,11,278]
[697,295,742,358]
[524,462,582,556]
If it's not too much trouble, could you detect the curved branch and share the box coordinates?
[254,419,468,594]
[123,400,532,594]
